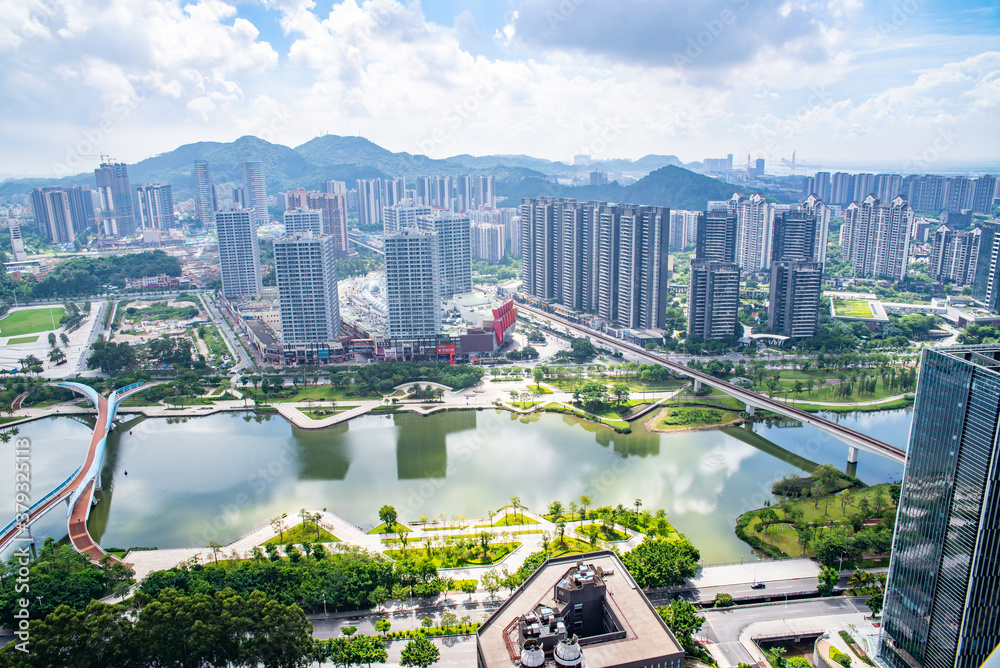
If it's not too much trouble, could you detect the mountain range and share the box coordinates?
[0,134,744,211]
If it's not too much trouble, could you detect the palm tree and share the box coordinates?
[579,494,592,521]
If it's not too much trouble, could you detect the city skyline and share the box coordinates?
[1,1,998,177]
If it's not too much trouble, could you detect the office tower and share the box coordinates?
[283,207,323,235]
[617,204,669,329]
[193,160,217,228]
[695,209,737,262]
[973,175,997,214]
[929,225,983,286]
[842,195,913,281]
[878,345,1000,668]
[134,184,175,231]
[475,174,496,208]
[356,178,381,228]
[384,228,441,339]
[768,260,822,338]
[274,231,341,344]
[381,177,405,209]
[471,222,504,264]
[455,175,473,212]
[975,222,1000,309]
[732,193,774,273]
[216,208,262,300]
[240,160,268,223]
[688,260,740,339]
[418,210,472,297]
[9,224,27,262]
[31,186,94,243]
[94,161,136,237]
[286,189,348,257]
[771,208,819,263]
[383,200,433,235]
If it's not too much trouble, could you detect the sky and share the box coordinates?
[1,0,999,178]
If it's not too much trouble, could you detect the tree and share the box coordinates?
[481,569,502,598]
[714,592,735,607]
[48,348,66,364]
[460,579,477,600]
[378,505,398,533]
[817,566,839,596]
[375,618,391,636]
[341,625,358,636]
[509,495,521,520]
[270,516,286,541]
[620,537,700,588]
[369,585,389,611]
[440,612,458,628]
[613,383,630,405]
[866,590,884,618]
[208,541,223,565]
[547,500,563,520]
[532,367,545,386]
[420,616,434,628]
[657,598,705,653]
[400,635,440,668]
[579,494,592,520]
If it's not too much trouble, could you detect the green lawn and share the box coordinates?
[832,299,873,318]
[303,405,359,419]
[367,522,412,535]
[657,406,741,430]
[262,522,339,545]
[575,522,629,542]
[198,325,228,358]
[270,385,381,402]
[6,336,39,345]
[475,513,539,528]
[0,307,64,336]
[384,542,520,568]
[546,536,593,557]
[793,396,915,413]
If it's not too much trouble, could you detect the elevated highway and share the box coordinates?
[517,303,906,464]
[0,382,154,561]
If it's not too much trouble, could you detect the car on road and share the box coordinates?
[751,582,766,589]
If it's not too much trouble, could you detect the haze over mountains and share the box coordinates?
[0,134,740,212]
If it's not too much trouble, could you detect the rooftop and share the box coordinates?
[477,551,684,668]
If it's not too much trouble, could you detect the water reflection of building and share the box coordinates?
[395,411,477,479]
[294,423,352,480]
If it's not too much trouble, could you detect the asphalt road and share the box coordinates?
[701,596,870,644]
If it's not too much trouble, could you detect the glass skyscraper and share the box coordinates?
[879,345,1000,668]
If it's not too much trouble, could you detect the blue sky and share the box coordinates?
[0,0,998,176]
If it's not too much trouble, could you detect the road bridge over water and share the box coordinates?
[517,303,907,465]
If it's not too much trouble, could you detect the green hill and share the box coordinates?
[497,166,740,211]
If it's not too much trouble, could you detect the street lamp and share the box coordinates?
[322,593,327,617]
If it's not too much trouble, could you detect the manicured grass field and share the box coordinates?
[383,542,519,568]
[575,522,629,542]
[6,336,39,345]
[303,406,358,419]
[0,307,64,336]
[546,536,593,557]
[657,406,741,430]
[367,522,412,535]
[475,513,539,528]
[832,299,873,318]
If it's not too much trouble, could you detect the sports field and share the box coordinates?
[0,307,64,336]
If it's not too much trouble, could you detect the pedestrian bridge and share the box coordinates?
[0,382,154,561]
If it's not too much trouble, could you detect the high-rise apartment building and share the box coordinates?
[383,200,433,235]
[519,197,670,329]
[455,175,474,212]
[842,195,913,281]
[134,184,175,231]
[216,208,262,300]
[768,261,822,338]
[240,160,268,224]
[475,175,496,209]
[798,194,831,265]
[418,211,472,298]
[283,206,323,235]
[194,160,217,228]
[731,193,774,273]
[384,227,441,339]
[381,177,405,209]
[943,176,974,214]
[30,186,94,243]
[286,189,348,257]
[688,260,740,340]
[471,222,504,264]
[507,214,521,257]
[356,178,381,228]
[274,231,341,348]
[94,161,136,237]
[973,175,997,214]
[696,209,737,263]
[929,225,984,286]
[879,345,1000,668]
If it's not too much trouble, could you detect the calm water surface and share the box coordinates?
[1,407,910,564]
